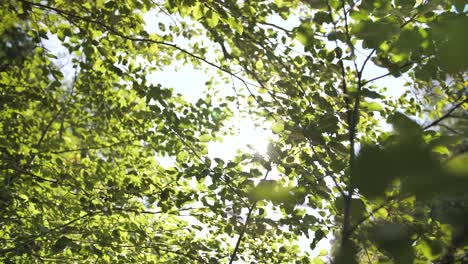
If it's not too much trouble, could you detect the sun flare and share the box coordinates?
[208,117,272,160]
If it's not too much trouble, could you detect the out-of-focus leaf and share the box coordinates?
[272,122,285,134]
[367,223,414,263]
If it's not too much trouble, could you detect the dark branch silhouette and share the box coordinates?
[229,169,270,264]
[424,97,468,130]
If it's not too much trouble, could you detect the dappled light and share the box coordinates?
[1,0,467,263]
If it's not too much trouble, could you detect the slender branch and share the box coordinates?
[361,72,392,86]
[345,194,410,238]
[50,212,98,232]
[310,145,346,197]
[447,114,468,119]
[423,98,468,130]
[29,107,63,161]
[228,202,256,264]
[336,2,418,249]
[359,49,375,75]
[234,71,279,122]
[438,123,461,135]
[0,211,98,255]
[21,0,261,89]
[49,140,137,154]
[14,168,57,183]
[229,169,270,264]
[243,32,306,96]
[360,234,373,264]
[325,0,363,245]
[340,0,359,74]
[112,206,199,215]
[5,96,65,186]
[257,21,292,34]
[359,14,417,82]
[361,61,413,86]
[325,0,352,128]
[346,202,387,238]
[168,127,250,207]
[324,0,357,245]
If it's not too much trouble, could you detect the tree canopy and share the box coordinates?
[1,0,467,263]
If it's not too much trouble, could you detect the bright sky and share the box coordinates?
[141,9,410,165]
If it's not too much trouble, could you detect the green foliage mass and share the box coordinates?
[1,0,467,263]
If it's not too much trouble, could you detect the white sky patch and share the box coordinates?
[208,116,273,160]
[147,64,210,103]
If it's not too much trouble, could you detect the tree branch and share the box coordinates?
[359,14,417,84]
[229,169,270,264]
[361,61,413,86]
[257,21,292,34]
[112,206,200,215]
[49,140,137,154]
[424,98,468,130]
[310,145,346,197]
[21,0,260,90]
[228,202,256,264]
[167,127,251,207]
[0,211,98,255]
[340,0,359,74]
[359,49,375,76]
[345,194,410,238]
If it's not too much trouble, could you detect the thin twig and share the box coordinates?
[168,127,251,207]
[424,98,468,130]
[345,194,411,238]
[359,13,418,82]
[228,169,270,264]
[21,0,261,90]
[49,140,137,154]
[310,145,346,197]
[438,123,461,135]
[258,21,292,34]
[359,49,375,76]
[0,211,99,255]
[228,202,256,264]
[340,0,359,74]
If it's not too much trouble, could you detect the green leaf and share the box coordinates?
[227,17,243,34]
[387,112,422,138]
[367,223,415,263]
[395,0,415,9]
[199,134,212,142]
[360,101,383,112]
[432,14,468,73]
[191,4,204,20]
[353,140,440,198]
[313,11,332,24]
[294,22,315,49]
[2,1,467,262]
[250,180,292,203]
[206,10,220,28]
[52,236,73,254]
[362,88,383,99]
[446,154,468,177]
[272,122,285,134]
[255,59,264,71]
[310,229,325,249]
[352,20,400,49]
[334,197,366,220]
